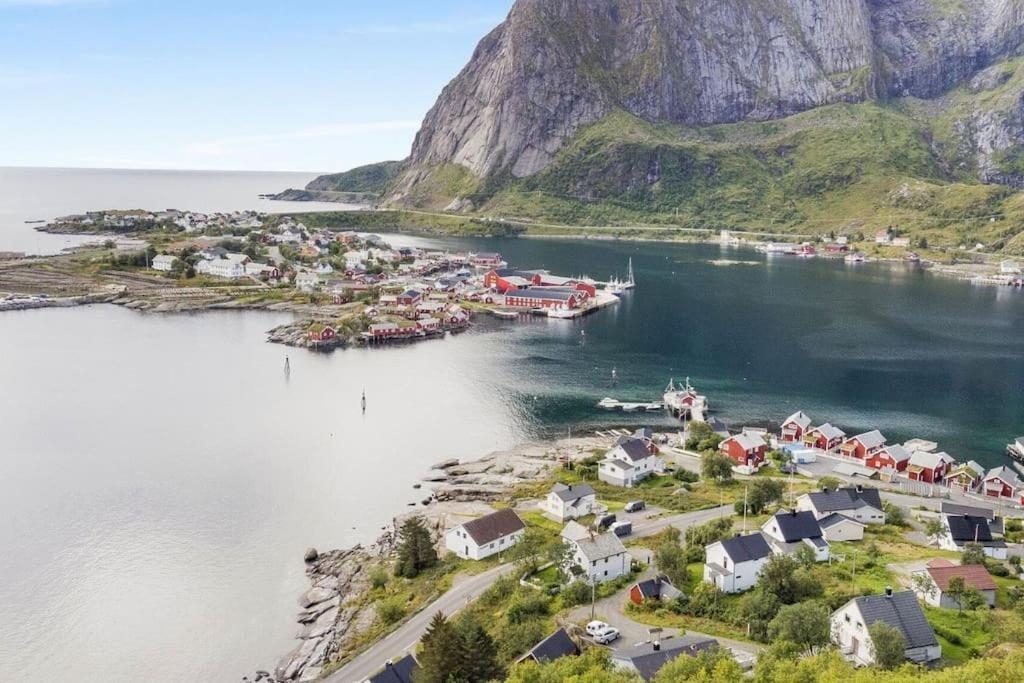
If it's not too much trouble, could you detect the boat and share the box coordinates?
[491,309,519,319]
[605,258,637,296]
[598,397,619,409]
[844,252,867,263]
[1008,437,1024,464]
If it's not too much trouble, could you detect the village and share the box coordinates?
[273,383,1024,683]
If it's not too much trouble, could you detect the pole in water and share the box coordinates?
[284,356,290,376]
[361,389,366,413]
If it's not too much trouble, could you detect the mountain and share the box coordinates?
[312,0,1024,250]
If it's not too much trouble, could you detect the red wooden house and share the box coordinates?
[719,432,768,471]
[906,450,955,483]
[780,411,812,443]
[803,423,846,452]
[307,324,337,342]
[504,288,584,310]
[396,289,423,306]
[839,430,887,460]
[865,444,911,472]
[471,252,505,268]
[983,466,1022,500]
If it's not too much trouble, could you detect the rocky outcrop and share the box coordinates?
[389,0,1024,202]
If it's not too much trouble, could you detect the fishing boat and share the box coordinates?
[605,258,637,296]
[1008,437,1024,464]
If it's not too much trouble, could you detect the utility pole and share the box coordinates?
[851,550,857,594]
[590,579,596,621]
[743,485,748,533]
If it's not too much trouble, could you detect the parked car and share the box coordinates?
[610,521,633,537]
[591,625,621,645]
[624,500,646,513]
[586,620,609,636]
[594,513,617,530]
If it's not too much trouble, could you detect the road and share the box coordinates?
[327,504,735,682]
[324,564,515,683]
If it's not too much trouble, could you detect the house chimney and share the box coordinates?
[856,484,864,493]
[822,487,830,494]
[650,627,663,652]
[885,587,893,598]
[791,510,798,517]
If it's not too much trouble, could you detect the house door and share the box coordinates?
[851,637,859,655]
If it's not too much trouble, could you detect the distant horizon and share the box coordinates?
[1,0,513,172]
[0,164,346,176]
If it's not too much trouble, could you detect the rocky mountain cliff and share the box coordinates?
[386,0,1024,203]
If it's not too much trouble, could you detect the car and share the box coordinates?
[586,620,610,637]
[624,500,646,513]
[610,521,633,537]
[591,626,621,645]
[594,513,617,530]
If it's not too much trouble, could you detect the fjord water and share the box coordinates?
[0,167,350,255]
[2,174,1024,681]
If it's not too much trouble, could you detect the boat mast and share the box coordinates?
[627,258,635,285]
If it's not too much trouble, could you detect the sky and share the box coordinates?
[0,0,514,172]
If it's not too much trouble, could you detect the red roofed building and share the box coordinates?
[913,563,997,608]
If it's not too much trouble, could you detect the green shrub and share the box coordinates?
[377,597,406,625]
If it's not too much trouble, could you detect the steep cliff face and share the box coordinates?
[389,0,1024,203]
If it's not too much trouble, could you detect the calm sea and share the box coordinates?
[0,167,352,255]
[2,169,1024,681]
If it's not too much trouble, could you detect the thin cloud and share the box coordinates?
[0,0,105,6]
[341,15,502,36]
[185,120,420,157]
[0,67,66,87]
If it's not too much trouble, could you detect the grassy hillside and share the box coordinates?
[308,160,406,194]
[459,104,1021,251]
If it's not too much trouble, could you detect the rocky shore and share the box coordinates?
[269,188,378,206]
[267,436,605,682]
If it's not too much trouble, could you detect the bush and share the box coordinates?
[933,624,963,645]
[560,580,592,607]
[989,563,1010,577]
[369,566,389,589]
[377,597,406,625]
[505,592,551,624]
[673,468,699,483]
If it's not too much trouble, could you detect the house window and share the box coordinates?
[845,614,850,623]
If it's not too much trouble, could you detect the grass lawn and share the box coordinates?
[924,606,997,665]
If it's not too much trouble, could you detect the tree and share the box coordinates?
[793,543,817,568]
[686,422,716,450]
[507,527,551,572]
[946,575,969,614]
[654,541,689,588]
[747,479,785,515]
[868,621,906,670]
[653,648,743,682]
[395,516,437,578]
[767,602,831,655]
[911,573,937,601]
[739,589,781,642]
[817,476,842,491]
[416,612,459,683]
[960,587,986,612]
[962,542,986,566]
[703,453,735,483]
[454,615,504,683]
[882,501,906,527]
[923,518,945,546]
[759,554,822,604]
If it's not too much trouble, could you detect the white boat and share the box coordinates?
[598,397,619,409]
[605,258,636,295]
[845,252,867,263]
[1009,437,1024,463]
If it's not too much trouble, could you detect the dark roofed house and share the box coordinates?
[444,508,526,561]
[940,501,996,521]
[516,628,579,664]
[366,654,418,683]
[831,589,941,666]
[761,510,830,562]
[797,486,884,525]
[543,483,599,522]
[704,532,773,593]
[599,437,658,487]
[939,514,1008,559]
[629,575,683,604]
[611,635,719,681]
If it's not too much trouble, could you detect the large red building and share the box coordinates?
[780,411,811,443]
[504,288,586,310]
[907,450,955,483]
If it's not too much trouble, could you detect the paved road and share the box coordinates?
[327,504,736,682]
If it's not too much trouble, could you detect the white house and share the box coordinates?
[151,254,178,272]
[831,589,941,666]
[296,272,321,292]
[911,560,997,609]
[937,514,1008,559]
[196,258,245,278]
[703,533,773,594]
[444,508,526,561]
[564,530,630,583]
[598,437,657,487]
[541,483,599,522]
[1001,260,1022,275]
[761,510,830,562]
[796,486,885,525]
[818,513,866,542]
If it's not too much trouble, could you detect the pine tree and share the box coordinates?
[395,516,438,578]
[454,616,503,683]
[415,612,459,683]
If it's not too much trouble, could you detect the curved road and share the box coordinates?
[326,504,734,682]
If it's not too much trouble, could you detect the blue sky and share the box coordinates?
[0,0,514,172]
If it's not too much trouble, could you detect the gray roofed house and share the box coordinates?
[444,509,527,561]
[600,436,658,487]
[551,482,596,502]
[940,501,995,520]
[566,531,631,583]
[831,589,940,666]
[761,510,831,562]
[797,486,885,525]
[939,514,1008,559]
[516,628,579,664]
[612,436,653,462]
[704,533,773,593]
[462,508,526,546]
[544,484,600,522]
[630,575,683,603]
[611,635,719,681]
